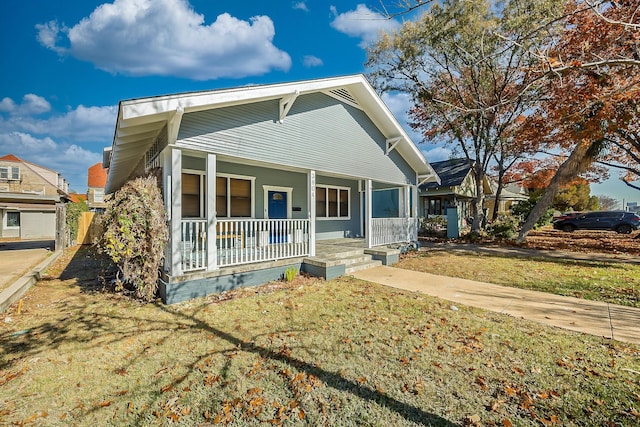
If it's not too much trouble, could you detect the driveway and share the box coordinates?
[0,240,55,293]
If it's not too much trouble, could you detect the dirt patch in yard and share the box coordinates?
[521,229,640,255]
[423,228,640,256]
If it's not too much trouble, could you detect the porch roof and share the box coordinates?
[105,74,439,193]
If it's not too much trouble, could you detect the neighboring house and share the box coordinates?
[484,181,529,218]
[69,193,87,204]
[105,75,439,304]
[0,154,69,242]
[87,162,108,211]
[419,158,491,220]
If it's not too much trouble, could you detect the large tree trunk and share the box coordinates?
[516,141,596,242]
[491,179,504,222]
[471,165,485,233]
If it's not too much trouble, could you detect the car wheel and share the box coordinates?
[562,224,575,232]
[616,224,633,234]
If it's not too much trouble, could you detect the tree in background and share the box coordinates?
[367,0,564,233]
[552,179,598,212]
[515,1,640,241]
[597,195,620,211]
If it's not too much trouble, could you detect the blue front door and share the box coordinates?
[268,191,287,219]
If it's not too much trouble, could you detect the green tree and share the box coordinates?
[366,0,564,233]
[66,199,88,244]
[553,182,592,212]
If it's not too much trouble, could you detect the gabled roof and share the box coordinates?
[421,158,474,190]
[87,163,107,188]
[0,154,22,162]
[106,74,439,193]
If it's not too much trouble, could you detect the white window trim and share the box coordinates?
[4,211,20,229]
[262,185,293,219]
[0,166,20,181]
[316,184,351,221]
[182,168,206,219]
[217,172,256,218]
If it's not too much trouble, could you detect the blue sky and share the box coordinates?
[0,0,636,207]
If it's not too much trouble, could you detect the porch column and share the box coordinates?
[307,170,316,256]
[412,184,419,241]
[365,179,372,248]
[403,185,410,241]
[169,148,182,276]
[206,153,217,270]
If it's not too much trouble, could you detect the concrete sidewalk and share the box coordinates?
[0,240,62,313]
[352,266,640,345]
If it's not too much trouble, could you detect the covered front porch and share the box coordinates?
[163,149,419,278]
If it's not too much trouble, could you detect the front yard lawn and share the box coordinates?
[397,250,640,308]
[1,247,639,426]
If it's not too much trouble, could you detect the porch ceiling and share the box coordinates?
[105,74,439,193]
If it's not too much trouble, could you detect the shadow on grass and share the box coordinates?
[0,245,457,426]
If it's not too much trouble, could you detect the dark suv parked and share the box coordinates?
[553,211,640,234]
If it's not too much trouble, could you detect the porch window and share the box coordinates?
[182,172,204,218]
[217,174,254,218]
[316,185,349,219]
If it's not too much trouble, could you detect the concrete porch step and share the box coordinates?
[345,259,382,274]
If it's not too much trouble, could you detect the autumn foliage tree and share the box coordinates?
[515,0,640,241]
[366,0,565,233]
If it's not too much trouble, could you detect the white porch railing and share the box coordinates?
[370,217,417,246]
[181,219,208,272]
[180,219,310,272]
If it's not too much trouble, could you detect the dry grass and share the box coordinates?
[397,250,640,308]
[0,246,639,426]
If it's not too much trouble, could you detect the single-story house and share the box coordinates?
[105,75,439,304]
[419,158,491,220]
[484,181,529,218]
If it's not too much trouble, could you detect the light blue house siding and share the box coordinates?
[177,93,416,187]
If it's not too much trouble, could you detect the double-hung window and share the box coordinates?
[0,167,20,180]
[182,172,204,218]
[216,174,255,218]
[316,185,349,219]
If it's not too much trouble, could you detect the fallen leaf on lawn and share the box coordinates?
[475,376,487,390]
[97,400,111,408]
[181,406,191,416]
[115,390,128,396]
[161,384,173,393]
[502,419,513,427]
[464,414,481,426]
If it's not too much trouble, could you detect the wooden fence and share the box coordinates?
[77,212,103,245]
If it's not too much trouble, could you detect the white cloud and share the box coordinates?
[0,132,57,152]
[0,97,116,143]
[330,4,400,48]
[422,146,451,163]
[292,2,309,12]
[302,55,323,67]
[0,94,51,116]
[0,132,102,192]
[0,95,115,190]
[36,0,291,80]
